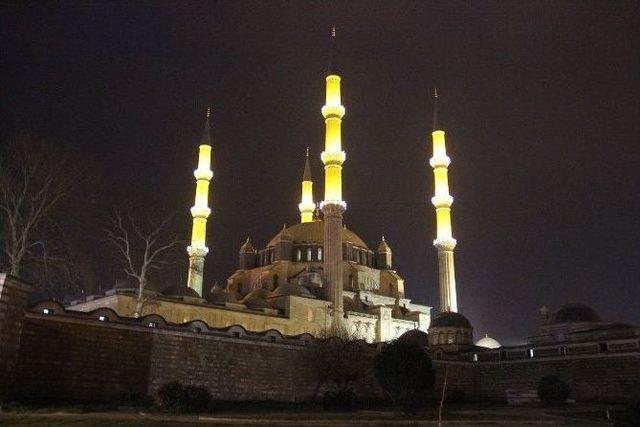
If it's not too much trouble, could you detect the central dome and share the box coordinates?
[267,221,368,249]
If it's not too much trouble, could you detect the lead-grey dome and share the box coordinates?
[430,312,472,329]
[267,221,368,249]
[552,304,601,324]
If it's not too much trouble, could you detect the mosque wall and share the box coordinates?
[0,274,32,397]
[434,352,640,403]
[10,308,382,403]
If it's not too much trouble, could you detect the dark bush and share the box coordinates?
[321,388,359,411]
[374,339,435,413]
[156,382,211,413]
[537,375,570,406]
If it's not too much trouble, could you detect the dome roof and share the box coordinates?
[475,334,501,349]
[240,288,271,309]
[162,284,201,299]
[398,329,429,348]
[270,282,313,298]
[267,221,368,249]
[239,237,255,253]
[377,236,391,253]
[552,304,601,324]
[430,311,472,329]
[206,284,237,304]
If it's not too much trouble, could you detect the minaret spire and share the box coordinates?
[298,148,315,223]
[429,92,458,313]
[320,26,347,325]
[432,88,438,131]
[187,108,214,297]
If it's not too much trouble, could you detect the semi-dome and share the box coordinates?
[240,288,271,309]
[398,329,429,348]
[162,284,201,299]
[552,304,601,324]
[206,284,237,304]
[430,311,472,329]
[267,221,368,249]
[475,334,501,349]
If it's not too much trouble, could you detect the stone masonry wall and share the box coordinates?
[434,353,640,403]
[14,312,381,403]
[0,274,32,398]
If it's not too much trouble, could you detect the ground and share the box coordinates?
[0,404,624,426]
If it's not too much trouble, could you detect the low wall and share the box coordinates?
[434,352,640,403]
[13,308,380,403]
[0,274,32,397]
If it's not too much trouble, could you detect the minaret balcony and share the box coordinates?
[190,206,211,218]
[187,244,209,257]
[194,168,213,180]
[321,150,346,165]
[298,201,316,212]
[433,238,457,251]
[429,155,451,168]
[431,194,454,208]
[321,105,345,119]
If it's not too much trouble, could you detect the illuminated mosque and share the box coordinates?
[69,29,469,344]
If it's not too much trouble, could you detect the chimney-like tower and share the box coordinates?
[298,148,316,223]
[430,90,458,313]
[187,108,214,297]
[320,26,347,321]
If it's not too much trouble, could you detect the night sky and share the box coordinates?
[3,2,639,344]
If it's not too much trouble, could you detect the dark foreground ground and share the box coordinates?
[0,404,634,426]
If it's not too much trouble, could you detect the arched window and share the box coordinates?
[296,248,302,261]
[307,247,312,261]
[318,247,323,261]
[269,250,274,263]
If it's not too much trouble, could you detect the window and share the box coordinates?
[43,308,54,315]
[269,251,274,263]
[98,315,107,322]
[560,346,567,356]
[307,247,312,261]
[528,348,534,358]
[318,247,323,261]
[473,353,478,362]
[296,249,302,261]
[148,322,157,328]
[599,342,608,353]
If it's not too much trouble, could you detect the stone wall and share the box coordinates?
[434,352,640,403]
[0,274,32,397]
[13,307,381,403]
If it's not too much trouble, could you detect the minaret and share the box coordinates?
[298,148,316,223]
[430,89,458,313]
[320,26,347,321]
[187,108,214,297]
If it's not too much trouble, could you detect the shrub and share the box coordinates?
[374,339,435,413]
[537,375,570,406]
[156,382,211,413]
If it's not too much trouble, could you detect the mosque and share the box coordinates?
[69,29,467,343]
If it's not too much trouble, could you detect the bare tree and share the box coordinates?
[0,134,79,290]
[104,211,183,317]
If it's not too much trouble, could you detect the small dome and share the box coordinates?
[430,311,472,329]
[239,237,255,253]
[398,329,429,348]
[162,284,201,298]
[552,304,601,324]
[240,288,271,309]
[270,282,313,298]
[475,334,501,349]
[267,221,368,249]
[206,284,237,304]
[377,236,391,253]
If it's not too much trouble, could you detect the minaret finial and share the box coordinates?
[206,107,211,119]
[432,88,439,131]
[331,25,336,38]
[328,25,338,74]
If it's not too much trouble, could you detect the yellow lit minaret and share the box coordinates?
[187,108,214,297]
[320,26,347,320]
[298,148,315,223]
[429,89,458,313]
